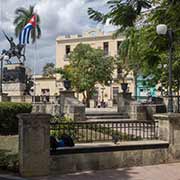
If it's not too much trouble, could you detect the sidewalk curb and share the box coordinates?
[0,174,28,180]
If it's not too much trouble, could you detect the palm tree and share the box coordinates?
[88,0,152,32]
[13,5,41,43]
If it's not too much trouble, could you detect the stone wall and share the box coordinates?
[117,93,166,120]
[64,97,85,121]
[32,103,61,116]
[0,135,18,154]
[17,112,180,177]
[50,141,168,174]
[154,113,180,161]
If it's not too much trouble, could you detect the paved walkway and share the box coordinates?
[30,163,180,180]
[1,163,180,180]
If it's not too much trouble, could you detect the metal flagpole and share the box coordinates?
[33,10,38,104]
[0,0,4,96]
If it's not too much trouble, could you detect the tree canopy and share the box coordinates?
[13,5,41,43]
[88,0,180,94]
[57,44,115,105]
[43,63,55,77]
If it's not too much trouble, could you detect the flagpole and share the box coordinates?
[33,12,37,104]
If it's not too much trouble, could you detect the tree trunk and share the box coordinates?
[86,90,91,107]
[178,79,180,113]
[82,92,86,105]
[134,72,137,99]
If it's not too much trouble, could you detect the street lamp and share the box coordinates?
[156,24,173,112]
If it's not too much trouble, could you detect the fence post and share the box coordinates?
[17,113,51,177]
[154,113,180,160]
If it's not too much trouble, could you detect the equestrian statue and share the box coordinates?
[1,31,26,64]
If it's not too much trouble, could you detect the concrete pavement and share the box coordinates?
[1,162,180,180]
[29,162,180,180]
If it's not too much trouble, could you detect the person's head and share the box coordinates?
[10,37,13,41]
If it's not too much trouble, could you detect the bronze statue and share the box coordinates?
[2,31,26,64]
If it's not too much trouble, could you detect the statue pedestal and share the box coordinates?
[3,63,26,97]
[59,90,75,113]
[3,83,26,96]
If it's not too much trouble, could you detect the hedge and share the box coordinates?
[0,102,32,135]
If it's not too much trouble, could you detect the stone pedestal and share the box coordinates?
[17,113,51,177]
[59,90,85,121]
[154,113,180,160]
[3,63,26,96]
[59,90,75,114]
[117,92,132,114]
[3,83,26,96]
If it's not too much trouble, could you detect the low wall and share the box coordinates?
[0,135,18,154]
[129,102,166,120]
[50,141,169,174]
[32,103,61,116]
[17,112,180,177]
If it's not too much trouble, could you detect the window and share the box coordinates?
[103,42,109,56]
[41,89,50,102]
[65,45,71,60]
[41,89,50,95]
[65,45,71,56]
[117,41,121,52]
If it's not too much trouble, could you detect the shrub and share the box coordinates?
[0,150,18,172]
[0,102,32,135]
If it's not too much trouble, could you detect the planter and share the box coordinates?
[63,79,71,90]
[121,83,128,93]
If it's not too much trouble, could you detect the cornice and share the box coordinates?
[56,35,125,44]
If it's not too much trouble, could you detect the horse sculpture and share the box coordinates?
[2,31,26,64]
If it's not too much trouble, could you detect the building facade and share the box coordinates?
[56,29,135,106]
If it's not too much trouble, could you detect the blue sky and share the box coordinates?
[0,0,116,74]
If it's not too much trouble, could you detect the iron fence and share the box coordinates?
[50,120,159,143]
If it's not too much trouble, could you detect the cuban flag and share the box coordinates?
[19,15,36,44]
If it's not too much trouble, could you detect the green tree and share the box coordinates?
[63,44,114,106]
[13,5,41,43]
[88,0,152,33]
[88,0,180,95]
[43,63,55,77]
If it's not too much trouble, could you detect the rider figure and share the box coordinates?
[2,31,25,63]
[9,37,16,56]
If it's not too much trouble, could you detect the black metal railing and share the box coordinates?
[50,120,159,143]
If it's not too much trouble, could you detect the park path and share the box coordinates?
[29,162,180,180]
[1,162,180,180]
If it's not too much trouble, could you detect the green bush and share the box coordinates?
[0,102,32,135]
[0,150,18,172]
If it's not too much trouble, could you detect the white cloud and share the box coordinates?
[0,0,116,73]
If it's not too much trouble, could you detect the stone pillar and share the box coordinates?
[154,113,180,160]
[59,90,75,114]
[17,113,51,177]
[117,92,132,114]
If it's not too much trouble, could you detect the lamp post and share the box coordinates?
[156,24,173,112]
[0,56,3,95]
